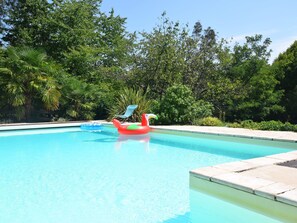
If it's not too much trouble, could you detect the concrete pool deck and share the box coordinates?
[153,126,297,210]
[153,125,297,142]
[1,122,297,211]
[190,152,297,207]
[155,125,297,221]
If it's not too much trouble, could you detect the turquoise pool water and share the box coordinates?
[0,126,295,223]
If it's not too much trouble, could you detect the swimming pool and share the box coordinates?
[0,126,295,223]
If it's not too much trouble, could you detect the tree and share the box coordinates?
[57,76,109,120]
[183,22,221,99]
[0,47,61,121]
[129,13,187,99]
[1,0,132,83]
[273,40,297,123]
[0,0,133,122]
[63,9,134,84]
[0,0,50,47]
[226,35,284,121]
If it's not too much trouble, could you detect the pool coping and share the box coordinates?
[1,122,297,209]
[1,122,297,143]
[152,125,297,143]
[190,151,297,208]
[151,126,297,210]
[0,121,109,131]
[153,126,297,209]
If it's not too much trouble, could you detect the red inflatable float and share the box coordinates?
[113,113,157,135]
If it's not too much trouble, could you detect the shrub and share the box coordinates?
[226,122,242,128]
[280,122,297,132]
[58,77,106,120]
[257,120,297,132]
[258,120,284,131]
[107,88,153,122]
[235,120,297,132]
[240,120,259,129]
[194,100,214,119]
[194,117,224,126]
[225,120,297,132]
[157,84,213,124]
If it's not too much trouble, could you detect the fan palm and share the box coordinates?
[0,47,61,121]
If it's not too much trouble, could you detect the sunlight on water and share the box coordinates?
[0,127,294,223]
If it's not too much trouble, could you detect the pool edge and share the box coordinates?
[190,151,297,222]
[190,175,297,223]
[0,121,112,131]
[152,126,297,144]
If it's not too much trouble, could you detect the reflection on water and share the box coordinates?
[115,134,151,151]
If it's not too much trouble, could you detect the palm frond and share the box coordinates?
[108,88,153,121]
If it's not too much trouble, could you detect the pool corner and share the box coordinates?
[190,151,297,222]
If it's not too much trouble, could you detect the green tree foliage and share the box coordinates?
[0,47,61,121]
[0,0,50,47]
[273,41,297,123]
[0,0,132,121]
[185,23,237,120]
[183,22,222,98]
[1,0,99,55]
[51,4,132,84]
[204,77,240,121]
[1,5,296,126]
[225,35,284,121]
[57,76,110,120]
[129,13,188,99]
[156,84,213,124]
[1,0,132,83]
[194,117,223,126]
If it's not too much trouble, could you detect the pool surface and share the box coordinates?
[0,126,295,223]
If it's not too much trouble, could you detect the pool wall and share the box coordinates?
[190,175,297,223]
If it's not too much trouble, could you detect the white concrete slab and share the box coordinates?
[211,173,275,193]
[255,182,296,200]
[243,157,282,166]
[214,160,259,172]
[276,188,297,207]
[190,166,230,180]
[153,125,297,142]
[242,165,297,187]
[266,152,297,161]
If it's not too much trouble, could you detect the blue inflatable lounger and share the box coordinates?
[80,122,103,131]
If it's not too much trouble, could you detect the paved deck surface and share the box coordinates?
[153,125,297,208]
[190,151,297,207]
[153,125,297,142]
[165,125,297,209]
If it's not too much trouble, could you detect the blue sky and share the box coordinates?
[101,0,297,62]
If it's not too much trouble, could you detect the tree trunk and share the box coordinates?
[24,96,32,122]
